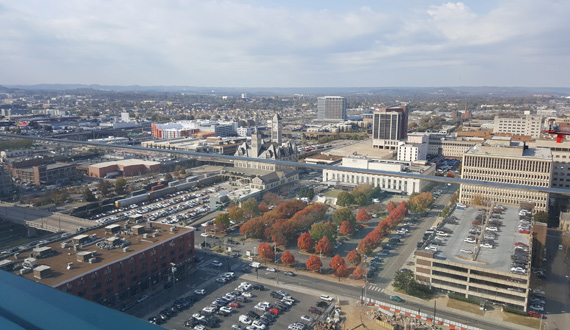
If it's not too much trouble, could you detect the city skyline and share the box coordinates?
[1,1,569,88]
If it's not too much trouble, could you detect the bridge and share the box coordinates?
[0,203,93,233]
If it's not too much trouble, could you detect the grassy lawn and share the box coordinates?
[446,298,484,315]
[503,312,540,329]
[324,190,343,198]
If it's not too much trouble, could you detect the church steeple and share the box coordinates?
[251,127,261,157]
[271,113,282,144]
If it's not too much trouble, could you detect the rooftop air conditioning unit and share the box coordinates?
[123,247,129,252]
[88,258,97,263]
[143,233,148,238]
[67,262,73,270]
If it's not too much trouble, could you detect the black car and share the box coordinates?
[248,311,260,319]
[253,284,265,291]
[270,291,281,298]
[184,319,198,328]
[316,301,328,308]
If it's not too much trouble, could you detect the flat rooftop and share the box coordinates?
[325,140,393,158]
[89,159,161,168]
[13,223,193,287]
[435,205,531,273]
[466,145,552,160]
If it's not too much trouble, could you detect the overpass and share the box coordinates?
[0,203,93,233]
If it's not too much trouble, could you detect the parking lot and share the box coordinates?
[149,275,334,330]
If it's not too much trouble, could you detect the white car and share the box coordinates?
[266,267,277,272]
[460,249,473,254]
[300,315,314,322]
[464,237,476,243]
[220,306,232,313]
[481,243,493,248]
[242,291,253,298]
[486,227,498,232]
[424,246,438,252]
[533,289,545,296]
[239,315,252,325]
[320,295,334,302]
[194,289,206,295]
[201,232,209,237]
[251,320,267,330]
[436,231,449,237]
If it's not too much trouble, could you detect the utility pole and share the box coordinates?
[433,301,436,325]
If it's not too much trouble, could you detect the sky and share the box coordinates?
[1,0,569,88]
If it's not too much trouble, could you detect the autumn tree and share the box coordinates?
[96,180,113,197]
[228,206,244,222]
[242,198,261,218]
[446,170,455,178]
[240,218,265,238]
[387,201,397,213]
[281,250,295,266]
[336,263,349,279]
[336,192,354,207]
[213,213,230,229]
[315,236,333,256]
[258,242,275,262]
[82,188,97,202]
[164,173,173,181]
[408,192,433,213]
[471,194,485,206]
[534,211,549,223]
[353,265,367,279]
[306,255,322,272]
[329,255,345,270]
[346,250,361,266]
[339,221,354,235]
[310,222,336,242]
[258,201,270,213]
[333,207,356,227]
[356,209,371,222]
[297,232,314,251]
[262,192,283,206]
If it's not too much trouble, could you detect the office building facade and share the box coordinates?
[493,115,543,138]
[372,106,408,150]
[317,96,346,121]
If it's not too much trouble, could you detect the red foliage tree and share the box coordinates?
[272,233,287,247]
[258,201,270,213]
[353,265,366,278]
[258,242,275,262]
[357,237,374,255]
[306,255,322,272]
[346,249,361,266]
[297,232,314,251]
[315,236,333,256]
[338,221,354,235]
[356,209,371,222]
[240,218,265,238]
[329,254,345,270]
[281,250,295,266]
[336,263,349,278]
[387,201,397,213]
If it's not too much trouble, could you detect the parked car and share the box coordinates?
[529,305,544,312]
[389,296,404,302]
[320,295,334,302]
[528,311,545,319]
[308,307,322,315]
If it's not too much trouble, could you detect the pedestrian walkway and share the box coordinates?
[367,284,385,293]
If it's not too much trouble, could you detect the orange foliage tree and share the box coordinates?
[297,232,314,251]
[315,236,333,256]
[281,250,295,266]
[306,255,322,272]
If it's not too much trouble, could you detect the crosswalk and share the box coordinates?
[367,284,385,293]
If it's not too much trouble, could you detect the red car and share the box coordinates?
[228,302,240,308]
[472,221,481,225]
[268,308,279,315]
[528,311,544,319]
[515,242,529,247]
[519,229,530,234]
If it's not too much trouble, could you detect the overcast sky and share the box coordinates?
[1,1,569,87]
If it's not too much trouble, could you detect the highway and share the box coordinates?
[0,202,92,233]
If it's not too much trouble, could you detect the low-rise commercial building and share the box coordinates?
[322,156,435,195]
[10,223,194,307]
[88,159,161,178]
[12,162,79,186]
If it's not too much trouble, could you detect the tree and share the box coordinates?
[228,206,244,222]
[96,180,112,197]
[82,188,97,202]
[258,242,275,262]
[387,201,397,213]
[213,213,231,229]
[310,222,336,243]
[115,177,128,195]
[356,209,371,222]
[315,236,333,256]
[297,232,314,251]
[408,192,433,214]
[333,208,355,227]
[534,211,549,223]
[336,263,349,279]
[393,270,415,292]
[329,255,345,270]
[299,188,315,200]
[336,192,354,207]
[262,192,283,206]
[164,173,173,181]
[446,170,455,178]
[242,198,261,218]
[258,201,270,213]
[174,165,186,175]
[306,255,322,272]
[338,221,354,235]
[281,250,295,266]
[471,194,485,206]
[353,265,366,279]
[346,249,361,266]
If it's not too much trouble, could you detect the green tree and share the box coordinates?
[310,222,336,243]
[115,177,128,195]
[82,188,97,202]
[213,213,231,229]
[299,188,315,200]
[393,270,415,292]
[333,208,356,227]
[96,180,113,198]
[164,173,173,181]
[336,192,354,207]
[534,211,549,223]
[242,198,261,218]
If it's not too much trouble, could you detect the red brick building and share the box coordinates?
[14,223,194,307]
[88,159,160,178]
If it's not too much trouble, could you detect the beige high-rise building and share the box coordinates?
[459,137,552,212]
[493,115,543,138]
[531,139,570,190]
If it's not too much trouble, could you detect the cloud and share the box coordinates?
[0,1,569,87]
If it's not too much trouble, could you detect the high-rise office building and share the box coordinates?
[459,137,552,212]
[493,115,543,138]
[317,96,346,121]
[372,105,408,150]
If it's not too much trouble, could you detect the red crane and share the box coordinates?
[542,119,570,143]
